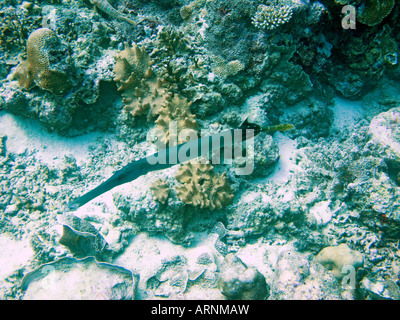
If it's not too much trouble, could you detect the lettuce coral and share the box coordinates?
[113,42,172,121]
[150,178,170,204]
[155,94,197,146]
[175,161,234,210]
[113,42,198,146]
[13,28,71,95]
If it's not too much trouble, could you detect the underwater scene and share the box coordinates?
[0,0,400,301]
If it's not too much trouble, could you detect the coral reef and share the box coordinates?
[251,3,293,30]
[1,0,400,301]
[316,244,364,279]
[175,161,234,210]
[13,28,72,95]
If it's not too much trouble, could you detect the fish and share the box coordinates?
[67,119,293,210]
[89,0,136,26]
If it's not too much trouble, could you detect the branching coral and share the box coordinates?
[175,161,234,210]
[0,6,42,53]
[12,28,71,95]
[251,4,293,31]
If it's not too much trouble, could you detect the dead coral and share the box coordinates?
[175,161,234,210]
[12,28,71,95]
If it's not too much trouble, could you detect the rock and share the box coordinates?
[58,215,113,262]
[360,277,400,300]
[21,257,138,300]
[270,250,341,299]
[219,254,269,300]
[315,244,364,279]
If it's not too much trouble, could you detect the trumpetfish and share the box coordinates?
[67,119,293,210]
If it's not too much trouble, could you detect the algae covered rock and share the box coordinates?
[271,250,341,299]
[219,254,269,300]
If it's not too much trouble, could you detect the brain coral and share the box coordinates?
[113,42,172,121]
[175,161,234,210]
[13,28,71,95]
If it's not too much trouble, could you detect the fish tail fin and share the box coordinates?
[261,124,294,134]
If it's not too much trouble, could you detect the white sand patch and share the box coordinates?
[0,234,34,279]
[264,132,298,184]
[0,112,109,166]
[330,98,364,132]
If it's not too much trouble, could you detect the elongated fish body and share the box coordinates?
[89,0,136,26]
[67,121,293,210]
[68,129,243,210]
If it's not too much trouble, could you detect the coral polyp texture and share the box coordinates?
[13,28,71,95]
[150,179,170,204]
[175,161,234,210]
[113,42,171,121]
[251,4,293,30]
[113,42,198,146]
[155,94,198,146]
